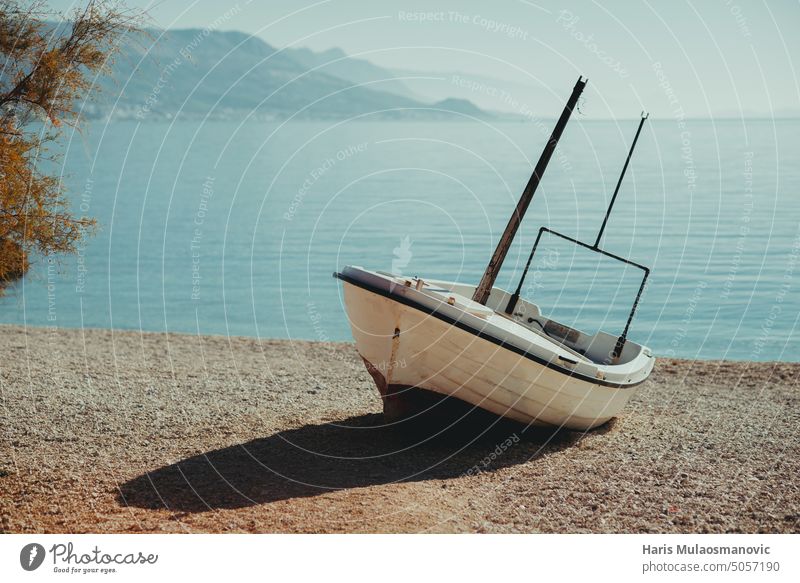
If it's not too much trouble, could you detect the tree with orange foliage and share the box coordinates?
[0,0,140,290]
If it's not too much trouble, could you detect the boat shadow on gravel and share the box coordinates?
[118,403,615,512]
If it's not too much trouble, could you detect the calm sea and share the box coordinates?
[1,118,798,361]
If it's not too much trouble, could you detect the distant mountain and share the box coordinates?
[391,67,554,118]
[431,98,487,118]
[86,29,490,121]
[285,46,425,103]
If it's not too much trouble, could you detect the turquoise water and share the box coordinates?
[1,118,798,361]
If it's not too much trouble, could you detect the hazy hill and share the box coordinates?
[285,46,424,103]
[87,28,490,121]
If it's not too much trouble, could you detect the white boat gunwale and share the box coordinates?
[334,269,648,390]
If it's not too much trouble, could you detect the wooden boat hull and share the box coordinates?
[341,277,651,430]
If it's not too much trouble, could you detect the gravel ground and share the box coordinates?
[1,324,798,533]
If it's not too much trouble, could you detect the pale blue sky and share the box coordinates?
[47,0,800,118]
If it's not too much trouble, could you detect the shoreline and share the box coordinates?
[1,323,797,365]
[1,324,798,533]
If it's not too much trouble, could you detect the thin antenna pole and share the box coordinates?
[504,228,544,314]
[472,76,587,305]
[594,112,648,249]
[613,268,649,359]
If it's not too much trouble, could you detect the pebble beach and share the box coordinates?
[1,325,798,533]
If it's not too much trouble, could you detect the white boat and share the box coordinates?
[335,78,655,430]
[336,266,654,430]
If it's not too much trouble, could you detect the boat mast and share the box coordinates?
[471,76,587,305]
